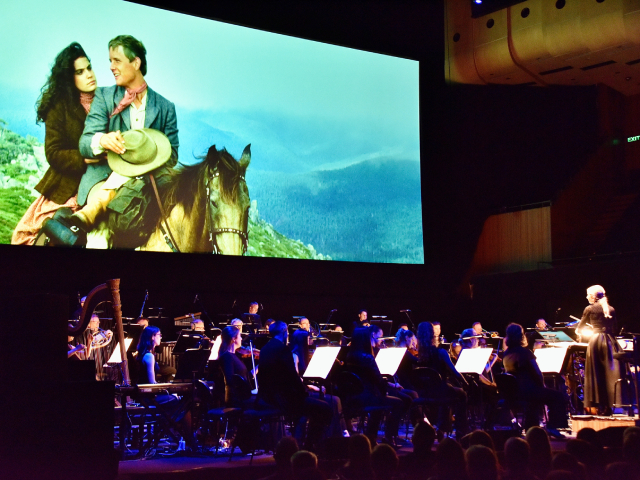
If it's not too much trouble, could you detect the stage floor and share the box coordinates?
[570,414,638,432]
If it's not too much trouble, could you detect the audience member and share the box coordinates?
[566,439,604,479]
[623,427,640,466]
[400,421,436,478]
[336,434,374,480]
[605,461,639,480]
[429,438,467,480]
[502,437,536,480]
[463,430,495,451]
[291,450,323,480]
[526,426,552,479]
[256,436,299,480]
[466,445,498,480]
[371,443,399,480]
[552,452,586,480]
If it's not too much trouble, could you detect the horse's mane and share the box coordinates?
[163,145,245,216]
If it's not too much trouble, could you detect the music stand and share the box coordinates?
[303,347,341,379]
[375,347,407,376]
[107,338,134,364]
[534,346,569,374]
[455,348,493,375]
[322,330,343,345]
[370,319,393,337]
[617,338,634,351]
[175,348,211,381]
[539,331,575,344]
[172,330,206,354]
[208,335,223,361]
[242,313,261,327]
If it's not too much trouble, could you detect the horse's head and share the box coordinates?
[205,144,251,255]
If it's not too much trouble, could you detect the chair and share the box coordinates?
[410,367,455,437]
[613,351,636,416]
[335,371,388,436]
[220,374,285,462]
[494,373,527,431]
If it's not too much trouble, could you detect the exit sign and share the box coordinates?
[628,136,640,142]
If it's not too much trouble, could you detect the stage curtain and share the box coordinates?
[469,205,551,276]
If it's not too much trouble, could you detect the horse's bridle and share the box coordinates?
[206,170,249,255]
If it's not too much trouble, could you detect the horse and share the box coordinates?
[38,144,251,254]
[138,144,251,254]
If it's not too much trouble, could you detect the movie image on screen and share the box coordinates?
[0,0,423,264]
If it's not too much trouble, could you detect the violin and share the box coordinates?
[237,346,260,360]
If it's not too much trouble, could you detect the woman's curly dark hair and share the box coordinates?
[36,42,89,123]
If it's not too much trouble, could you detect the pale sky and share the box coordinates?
[0,0,419,128]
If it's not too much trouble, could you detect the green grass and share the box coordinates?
[0,186,33,244]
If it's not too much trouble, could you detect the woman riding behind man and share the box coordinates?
[12,42,97,244]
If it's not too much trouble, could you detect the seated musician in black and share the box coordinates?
[137,326,165,384]
[415,321,469,440]
[218,325,255,408]
[502,323,568,437]
[257,320,332,450]
[395,328,419,391]
[291,317,313,375]
[345,327,404,445]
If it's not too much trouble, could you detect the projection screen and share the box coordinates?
[0,0,423,264]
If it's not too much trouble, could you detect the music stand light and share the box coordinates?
[375,347,407,376]
[534,346,569,374]
[107,338,133,363]
[455,348,493,375]
[303,346,341,379]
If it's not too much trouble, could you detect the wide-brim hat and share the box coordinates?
[107,128,171,177]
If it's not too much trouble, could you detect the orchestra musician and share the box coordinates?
[136,317,149,328]
[416,321,469,440]
[577,285,623,416]
[83,313,113,380]
[291,317,314,375]
[370,324,385,356]
[352,309,370,334]
[459,329,497,388]
[395,328,419,390]
[433,321,444,347]
[230,318,260,360]
[472,322,487,347]
[257,321,332,449]
[502,323,568,437]
[137,326,163,384]
[67,336,86,359]
[243,301,262,327]
[345,327,405,445]
[535,319,550,331]
[218,326,255,408]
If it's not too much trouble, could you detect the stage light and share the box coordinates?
[578,327,594,341]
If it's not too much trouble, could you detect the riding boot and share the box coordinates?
[72,189,117,228]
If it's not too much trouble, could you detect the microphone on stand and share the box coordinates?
[400,309,411,313]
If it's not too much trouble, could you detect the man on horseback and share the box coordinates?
[73,34,179,231]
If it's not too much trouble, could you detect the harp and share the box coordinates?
[72,279,130,386]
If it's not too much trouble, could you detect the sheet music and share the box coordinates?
[375,347,407,376]
[455,348,493,375]
[303,346,341,379]
[534,346,568,373]
[208,336,223,360]
[107,338,133,363]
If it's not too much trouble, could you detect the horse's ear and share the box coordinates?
[239,144,251,170]
[206,145,220,170]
